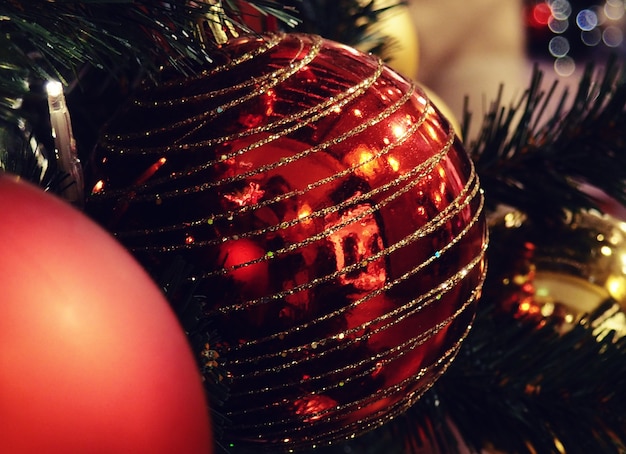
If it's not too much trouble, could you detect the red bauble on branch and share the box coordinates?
[85,33,487,451]
[0,174,212,454]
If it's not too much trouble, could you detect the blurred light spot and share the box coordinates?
[92,179,105,194]
[603,26,623,47]
[392,124,405,139]
[387,156,400,172]
[554,56,576,76]
[550,0,572,20]
[581,28,602,46]
[549,17,569,33]
[576,9,598,31]
[605,2,625,20]
[549,36,570,56]
[532,3,552,26]
[298,203,312,223]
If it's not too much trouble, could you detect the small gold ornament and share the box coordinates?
[195,0,239,45]
[488,207,626,338]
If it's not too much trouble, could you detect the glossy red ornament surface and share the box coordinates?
[0,175,212,454]
[85,33,487,451]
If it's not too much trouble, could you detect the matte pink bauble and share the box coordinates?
[0,174,212,454]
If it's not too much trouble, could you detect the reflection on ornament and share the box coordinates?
[85,33,487,451]
[0,117,50,185]
[488,207,626,338]
[420,84,462,139]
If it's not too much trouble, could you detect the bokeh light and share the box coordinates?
[603,25,624,47]
[551,0,573,20]
[549,35,571,56]
[576,9,599,31]
[549,17,570,33]
[581,28,603,46]
[554,55,577,76]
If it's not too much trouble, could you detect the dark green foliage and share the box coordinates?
[467,58,626,221]
[289,0,405,59]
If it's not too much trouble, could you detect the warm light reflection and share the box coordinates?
[293,394,337,423]
[607,275,626,302]
[353,108,363,118]
[346,145,382,178]
[91,179,105,194]
[264,89,276,116]
[423,119,439,140]
[298,203,312,225]
[325,204,386,291]
[392,124,405,139]
[387,156,400,172]
[135,157,167,185]
[223,182,265,207]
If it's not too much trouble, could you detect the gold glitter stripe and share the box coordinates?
[125,124,449,253]
[133,36,301,107]
[106,34,324,142]
[226,318,473,426]
[270,337,460,449]
[98,61,387,207]
[228,280,483,397]
[152,33,284,90]
[219,202,484,372]
[94,69,412,203]
[213,155,478,315]
[223,175,483,354]
[101,58,385,156]
[225,243,486,377]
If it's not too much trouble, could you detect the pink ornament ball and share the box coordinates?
[0,174,213,454]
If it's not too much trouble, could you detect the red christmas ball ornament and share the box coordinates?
[0,174,212,454]
[85,33,488,451]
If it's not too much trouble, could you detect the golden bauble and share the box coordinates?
[355,0,419,79]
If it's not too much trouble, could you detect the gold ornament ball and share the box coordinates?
[488,207,626,338]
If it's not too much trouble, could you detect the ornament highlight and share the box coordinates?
[85,33,487,451]
[0,174,212,454]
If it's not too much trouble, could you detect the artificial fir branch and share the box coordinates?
[0,1,296,120]
[287,0,406,59]
[0,0,299,186]
[158,256,232,449]
[467,58,626,220]
[412,299,626,454]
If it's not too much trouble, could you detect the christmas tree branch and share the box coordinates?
[467,58,626,220]
[0,1,297,119]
